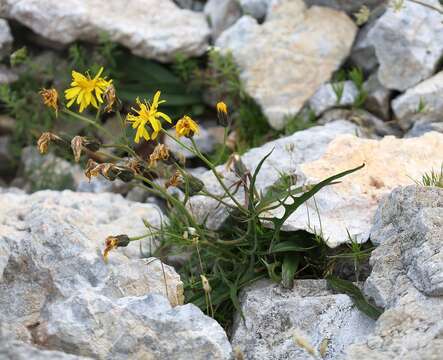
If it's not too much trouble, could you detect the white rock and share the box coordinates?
[187,120,360,230]
[392,71,443,131]
[270,132,443,247]
[164,126,215,159]
[363,72,392,121]
[308,81,359,116]
[0,19,12,59]
[216,0,357,129]
[368,0,443,90]
[204,0,241,39]
[232,279,375,359]
[405,120,443,138]
[239,0,271,19]
[0,0,210,62]
[346,186,443,359]
[304,0,385,14]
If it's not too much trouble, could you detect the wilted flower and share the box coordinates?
[84,159,134,182]
[71,136,83,162]
[165,170,182,189]
[103,84,119,113]
[65,67,112,113]
[126,91,172,143]
[216,101,230,127]
[354,5,370,26]
[39,88,59,116]
[37,132,62,154]
[175,115,199,138]
[103,234,130,262]
[149,143,170,167]
[200,275,212,293]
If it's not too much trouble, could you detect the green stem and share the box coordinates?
[62,108,114,140]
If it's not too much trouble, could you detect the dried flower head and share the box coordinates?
[200,275,212,293]
[84,159,134,182]
[39,88,59,116]
[354,5,371,26]
[103,84,119,113]
[65,67,112,113]
[165,170,182,189]
[71,136,83,162]
[103,234,130,262]
[149,143,170,167]
[126,91,172,143]
[37,132,62,154]
[175,115,199,138]
[216,101,230,127]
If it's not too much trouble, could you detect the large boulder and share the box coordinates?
[392,71,443,131]
[204,0,241,40]
[231,279,375,359]
[368,0,443,91]
[0,189,232,359]
[216,0,357,129]
[0,0,210,62]
[346,186,443,359]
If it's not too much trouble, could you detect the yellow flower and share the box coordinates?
[216,101,230,127]
[39,88,59,116]
[65,67,112,113]
[175,115,199,138]
[126,91,172,143]
[103,235,130,263]
[216,101,228,114]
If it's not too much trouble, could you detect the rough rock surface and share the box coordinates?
[392,71,443,131]
[0,0,210,62]
[188,120,360,231]
[406,120,443,138]
[269,132,443,247]
[0,64,17,84]
[204,0,241,39]
[231,279,375,360]
[368,0,443,91]
[0,19,12,58]
[363,72,391,121]
[216,0,357,129]
[239,0,271,19]
[164,126,215,159]
[346,186,443,359]
[0,189,232,359]
[304,0,385,14]
[308,81,358,116]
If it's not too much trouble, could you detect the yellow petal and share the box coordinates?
[65,86,81,99]
[157,112,172,123]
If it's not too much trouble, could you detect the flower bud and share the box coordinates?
[103,234,130,262]
[216,101,230,127]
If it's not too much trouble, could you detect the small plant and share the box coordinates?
[415,97,428,114]
[348,67,368,109]
[416,165,443,188]
[331,70,346,104]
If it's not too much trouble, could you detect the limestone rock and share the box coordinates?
[392,71,443,131]
[363,72,392,121]
[36,292,232,360]
[346,186,443,359]
[308,81,359,116]
[368,0,443,90]
[204,0,241,40]
[0,64,17,84]
[239,0,271,20]
[0,0,210,62]
[0,340,92,359]
[405,120,443,138]
[269,132,443,247]
[231,279,375,359]
[0,19,12,59]
[187,120,360,230]
[304,0,385,14]
[216,0,357,129]
[164,126,215,159]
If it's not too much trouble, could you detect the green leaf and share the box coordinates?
[282,253,300,288]
[327,276,383,320]
[270,241,317,253]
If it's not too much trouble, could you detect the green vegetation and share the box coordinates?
[416,165,443,188]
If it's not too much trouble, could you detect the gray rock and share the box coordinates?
[346,186,443,359]
[0,19,12,59]
[239,0,271,20]
[0,0,210,62]
[304,0,385,14]
[363,72,392,121]
[216,0,357,130]
[231,279,375,359]
[308,81,359,116]
[0,135,14,176]
[125,186,149,203]
[204,0,241,39]
[368,0,443,90]
[188,120,360,231]
[318,108,401,138]
[174,0,205,11]
[37,292,232,360]
[0,64,17,84]
[392,71,443,131]
[405,120,443,138]
[164,126,215,159]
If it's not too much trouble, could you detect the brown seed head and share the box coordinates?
[37,132,62,154]
[39,88,59,116]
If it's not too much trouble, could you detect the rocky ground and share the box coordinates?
[1,0,443,359]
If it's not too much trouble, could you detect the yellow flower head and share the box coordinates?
[216,101,228,114]
[103,234,130,263]
[175,115,199,138]
[126,91,172,143]
[39,88,59,116]
[216,101,230,127]
[65,67,112,113]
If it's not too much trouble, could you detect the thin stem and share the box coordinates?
[62,108,114,140]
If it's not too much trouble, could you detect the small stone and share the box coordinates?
[392,71,443,131]
[204,0,241,40]
[0,19,12,59]
[304,0,385,14]
[239,0,271,20]
[368,0,443,90]
[363,72,392,121]
[405,120,443,138]
[216,0,357,129]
